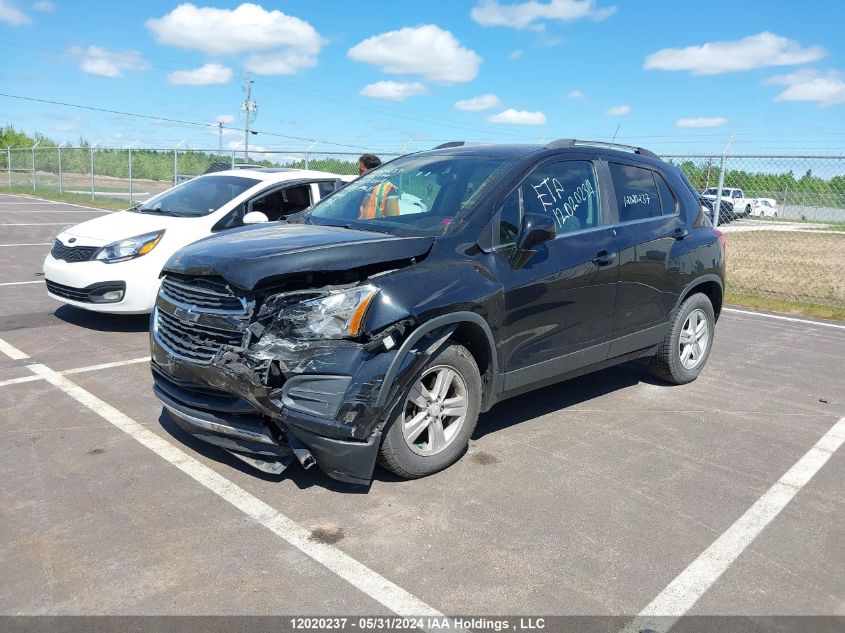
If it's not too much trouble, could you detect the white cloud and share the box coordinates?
[69,45,149,78]
[32,0,54,11]
[509,49,524,60]
[167,63,232,85]
[488,108,547,125]
[147,3,325,74]
[244,51,318,75]
[766,69,845,107]
[348,24,481,84]
[676,117,728,128]
[471,0,616,30]
[566,89,584,99]
[644,32,824,76]
[215,114,235,124]
[0,0,31,25]
[359,81,426,101]
[454,94,501,111]
[605,104,630,116]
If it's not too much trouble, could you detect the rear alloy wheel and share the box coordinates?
[378,343,481,478]
[651,292,715,385]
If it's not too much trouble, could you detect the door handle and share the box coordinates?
[672,228,689,240]
[592,250,617,266]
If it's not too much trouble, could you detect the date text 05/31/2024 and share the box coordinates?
[289,617,547,630]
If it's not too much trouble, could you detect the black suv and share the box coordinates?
[150,140,725,485]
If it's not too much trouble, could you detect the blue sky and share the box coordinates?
[1,0,844,155]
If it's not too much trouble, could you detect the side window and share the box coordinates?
[654,172,679,215]
[609,163,663,222]
[499,160,600,245]
[317,181,339,198]
[252,184,312,221]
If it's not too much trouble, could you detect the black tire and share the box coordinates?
[650,293,715,385]
[378,343,481,479]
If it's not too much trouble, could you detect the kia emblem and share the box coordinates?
[68,237,76,243]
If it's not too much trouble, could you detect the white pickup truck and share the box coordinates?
[701,187,753,219]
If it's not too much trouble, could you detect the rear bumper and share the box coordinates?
[151,365,380,485]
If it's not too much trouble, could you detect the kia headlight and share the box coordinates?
[95,230,164,263]
[276,285,378,339]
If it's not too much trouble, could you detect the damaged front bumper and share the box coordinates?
[149,290,419,484]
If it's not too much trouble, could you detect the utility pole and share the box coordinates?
[241,76,257,161]
[218,121,223,154]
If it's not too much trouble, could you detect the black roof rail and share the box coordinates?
[434,141,466,149]
[546,138,660,160]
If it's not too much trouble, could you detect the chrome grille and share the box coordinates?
[51,240,98,263]
[160,276,244,311]
[154,308,244,364]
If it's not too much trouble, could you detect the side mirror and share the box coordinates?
[243,210,269,224]
[509,212,556,270]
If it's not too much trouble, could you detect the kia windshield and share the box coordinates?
[302,154,513,235]
[134,175,260,218]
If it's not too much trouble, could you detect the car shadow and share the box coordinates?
[52,305,151,333]
[473,360,667,440]
[156,360,669,493]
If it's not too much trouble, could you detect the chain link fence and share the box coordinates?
[0,146,842,309]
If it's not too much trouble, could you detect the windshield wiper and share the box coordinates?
[137,207,179,216]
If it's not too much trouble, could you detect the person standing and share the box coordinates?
[357,154,400,219]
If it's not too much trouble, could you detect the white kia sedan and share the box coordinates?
[44,168,353,314]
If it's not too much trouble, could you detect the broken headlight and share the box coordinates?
[277,285,378,340]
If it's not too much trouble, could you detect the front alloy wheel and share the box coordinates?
[403,366,469,456]
[378,343,481,478]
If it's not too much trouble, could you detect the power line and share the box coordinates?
[0,92,372,150]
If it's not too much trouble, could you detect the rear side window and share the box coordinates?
[609,163,662,222]
[654,172,679,215]
[498,160,601,245]
[318,181,339,198]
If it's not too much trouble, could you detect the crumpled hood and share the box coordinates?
[163,222,435,291]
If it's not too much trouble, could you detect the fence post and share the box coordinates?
[173,149,178,185]
[31,141,40,191]
[58,144,63,194]
[711,133,736,228]
[6,147,10,189]
[128,148,133,206]
[90,146,95,201]
[231,150,235,169]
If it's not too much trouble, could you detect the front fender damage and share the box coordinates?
[185,304,444,485]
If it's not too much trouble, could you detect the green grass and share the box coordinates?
[726,291,845,322]
[2,186,128,211]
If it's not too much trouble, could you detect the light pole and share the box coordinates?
[126,141,139,206]
[174,139,185,185]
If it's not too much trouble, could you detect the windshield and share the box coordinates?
[134,175,260,217]
[303,154,513,235]
[703,188,718,195]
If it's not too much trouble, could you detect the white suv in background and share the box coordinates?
[43,168,354,314]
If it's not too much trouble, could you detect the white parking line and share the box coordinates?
[0,243,51,247]
[0,195,110,212]
[0,356,151,388]
[625,415,845,633]
[24,359,442,618]
[724,307,845,331]
[0,280,44,286]
[0,223,70,226]
[0,338,29,360]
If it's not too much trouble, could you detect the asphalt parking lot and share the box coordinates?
[1,193,843,626]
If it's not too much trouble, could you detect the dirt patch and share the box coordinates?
[309,525,344,545]
[87,448,105,455]
[469,451,500,465]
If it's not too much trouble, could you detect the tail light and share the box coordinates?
[711,228,726,254]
